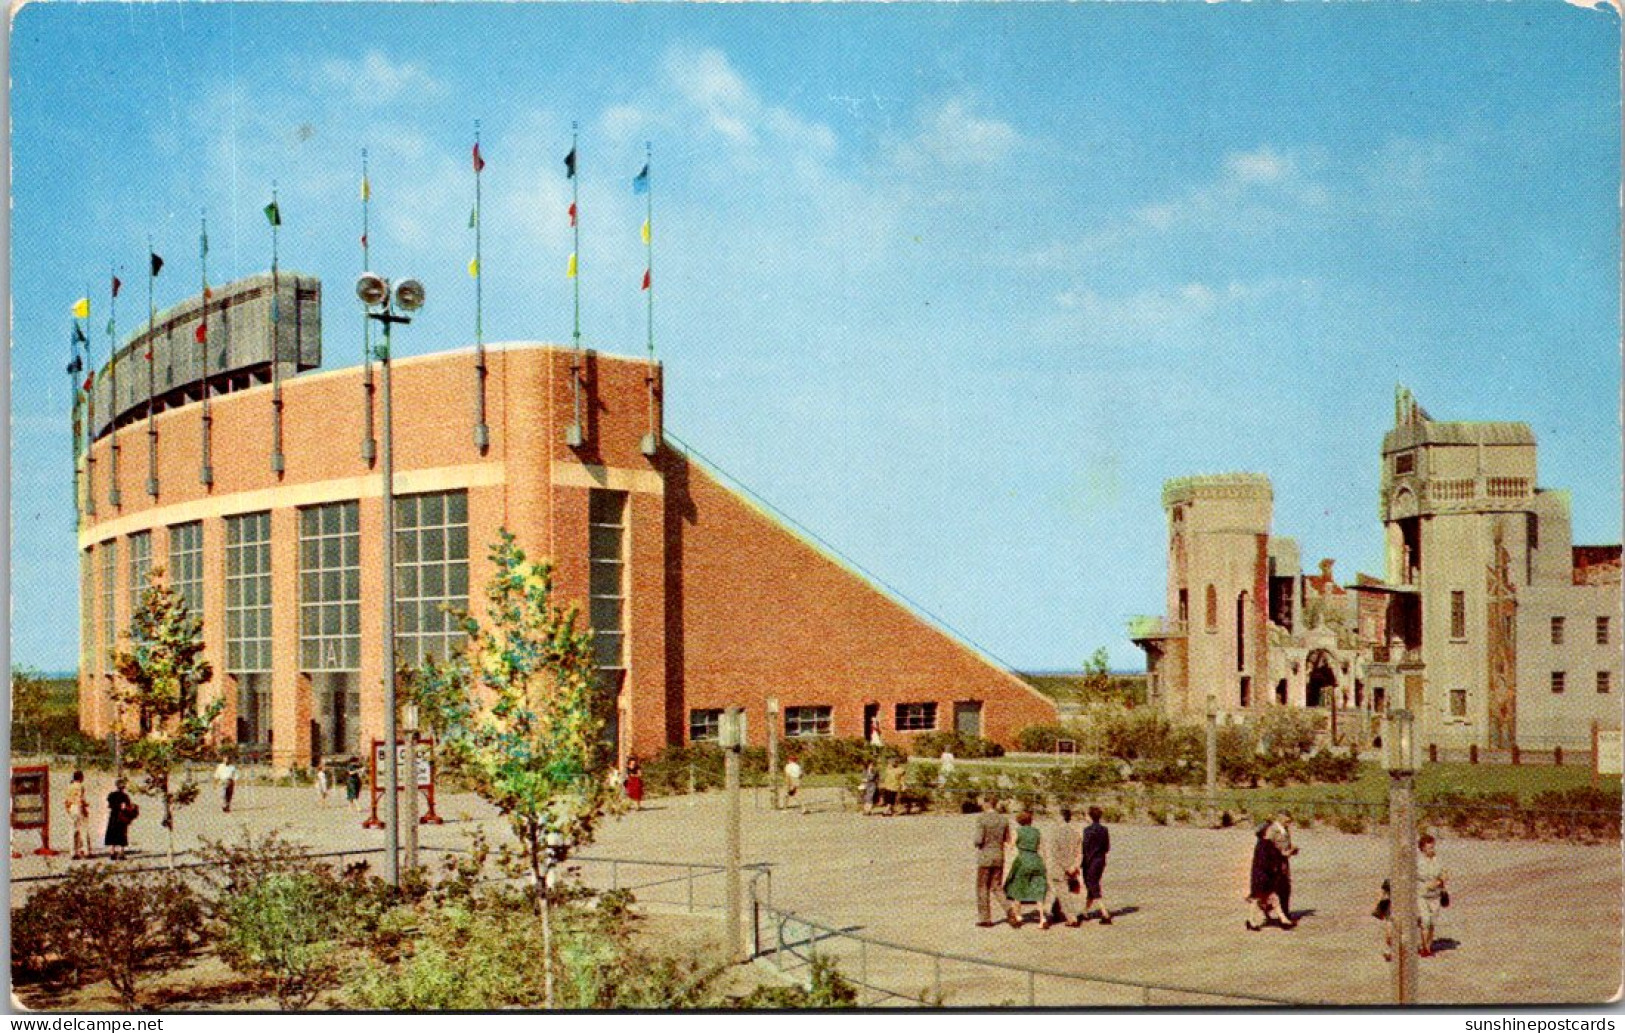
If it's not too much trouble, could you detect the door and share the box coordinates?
[954,701,982,737]
[863,703,879,741]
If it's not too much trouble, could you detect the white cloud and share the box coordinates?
[662,47,835,159]
[1224,146,1292,184]
[892,97,1019,168]
[316,51,445,109]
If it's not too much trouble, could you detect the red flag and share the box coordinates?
[472,142,485,173]
[360,233,368,249]
[195,323,207,344]
[641,269,651,291]
[145,347,153,361]
[568,202,577,227]
[112,276,123,298]
[83,373,94,392]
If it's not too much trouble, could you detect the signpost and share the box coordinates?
[1593,724,1622,787]
[362,738,442,830]
[10,765,60,856]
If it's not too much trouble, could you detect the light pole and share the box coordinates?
[1384,708,1420,1004]
[766,697,780,811]
[1205,693,1218,796]
[356,272,425,890]
[722,706,743,963]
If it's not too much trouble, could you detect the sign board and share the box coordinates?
[373,740,433,790]
[1055,739,1078,756]
[10,767,48,830]
[1595,729,1622,777]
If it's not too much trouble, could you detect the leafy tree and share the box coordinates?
[112,567,223,867]
[1079,646,1139,706]
[11,666,49,754]
[412,530,620,1008]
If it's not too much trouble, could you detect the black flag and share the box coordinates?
[564,146,577,179]
[149,252,164,277]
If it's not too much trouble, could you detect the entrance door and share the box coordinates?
[863,703,880,741]
[954,702,983,737]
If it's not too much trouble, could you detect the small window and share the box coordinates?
[1448,689,1467,718]
[1205,584,1218,632]
[894,702,938,732]
[1599,672,1612,695]
[1450,592,1466,640]
[784,705,833,739]
[1551,616,1565,646]
[1599,617,1611,646]
[1178,589,1189,625]
[1551,671,1566,695]
[689,708,722,743]
[1394,452,1415,475]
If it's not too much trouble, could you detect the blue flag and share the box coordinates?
[632,164,649,195]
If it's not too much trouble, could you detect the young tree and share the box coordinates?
[1079,646,1138,706]
[11,666,49,755]
[413,530,620,1009]
[112,567,223,867]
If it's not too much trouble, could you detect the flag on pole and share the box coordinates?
[83,372,94,392]
[472,142,485,173]
[564,146,577,178]
[566,252,577,279]
[360,175,371,202]
[468,207,478,229]
[105,318,115,337]
[73,321,87,344]
[195,323,207,344]
[468,258,479,279]
[360,233,368,249]
[149,253,164,277]
[568,202,577,227]
[72,297,91,319]
[641,218,651,245]
[642,269,651,291]
[633,164,649,194]
[263,201,281,227]
[200,227,209,255]
[112,275,122,298]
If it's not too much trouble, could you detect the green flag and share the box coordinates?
[264,201,282,227]
[468,207,477,229]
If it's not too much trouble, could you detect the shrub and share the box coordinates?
[1041,760,1123,801]
[910,730,1004,759]
[1253,706,1321,760]
[10,867,204,1007]
[641,743,770,795]
[1015,724,1075,753]
[732,954,858,1008]
[218,871,348,1009]
[784,736,900,774]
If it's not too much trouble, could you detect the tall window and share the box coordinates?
[80,549,94,678]
[1598,616,1611,646]
[227,512,273,751]
[1205,584,1218,632]
[1551,671,1566,695]
[99,539,117,658]
[299,502,360,671]
[588,490,629,756]
[894,702,938,732]
[1551,616,1565,646]
[785,706,833,738]
[1450,591,1466,639]
[127,531,152,617]
[1178,588,1189,625]
[1448,689,1467,718]
[1599,671,1612,695]
[168,522,204,616]
[394,491,469,665]
[226,513,273,674]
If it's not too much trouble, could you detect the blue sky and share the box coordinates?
[9,2,1621,674]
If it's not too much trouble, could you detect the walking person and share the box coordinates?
[1246,817,1284,930]
[1003,811,1048,926]
[1417,833,1448,956]
[104,778,135,861]
[860,761,879,815]
[1266,812,1299,927]
[345,760,363,812]
[215,754,238,813]
[1080,805,1113,925]
[625,758,644,811]
[1044,806,1085,927]
[937,748,956,788]
[64,770,92,859]
[314,758,330,804]
[880,756,907,816]
[973,796,1009,927]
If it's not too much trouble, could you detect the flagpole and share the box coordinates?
[473,121,489,451]
[362,151,377,466]
[568,121,583,446]
[82,281,96,517]
[72,292,86,522]
[641,142,658,456]
[108,264,120,510]
[200,210,214,486]
[146,235,159,499]
[270,182,285,476]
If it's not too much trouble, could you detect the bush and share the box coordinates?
[1041,760,1124,801]
[641,744,769,795]
[909,730,1004,759]
[1253,706,1321,760]
[10,867,204,1007]
[1015,724,1076,753]
[732,954,857,1008]
[218,871,349,1009]
[783,736,903,774]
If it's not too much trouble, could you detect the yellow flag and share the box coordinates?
[467,257,479,279]
[72,297,90,319]
[641,219,650,245]
[360,176,371,202]
[566,252,577,279]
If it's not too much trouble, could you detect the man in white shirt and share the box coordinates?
[214,757,238,813]
[1417,833,1447,956]
[784,759,803,805]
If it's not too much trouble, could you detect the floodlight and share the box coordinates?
[356,272,390,307]
[394,279,426,312]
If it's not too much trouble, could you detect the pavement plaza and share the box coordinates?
[9,768,1621,1007]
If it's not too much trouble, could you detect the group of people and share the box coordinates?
[972,798,1113,929]
[61,769,137,861]
[1246,811,1300,929]
[313,757,367,810]
[857,757,912,816]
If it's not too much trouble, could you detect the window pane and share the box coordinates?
[447,491,468,523]
[590,560,623,597]
[422,493,444,525]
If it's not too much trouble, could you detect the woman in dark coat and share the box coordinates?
[104,778,134,860]
[1246,820,1282,930]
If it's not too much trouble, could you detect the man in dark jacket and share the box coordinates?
[1080,805,1112,925]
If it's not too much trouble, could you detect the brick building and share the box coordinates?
[74,273,1055,770]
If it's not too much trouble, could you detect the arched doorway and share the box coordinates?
[1306,650,1338,708]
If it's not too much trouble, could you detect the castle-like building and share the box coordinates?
[1131,388,1621,749]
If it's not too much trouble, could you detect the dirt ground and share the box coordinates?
[9,771,1622,1007]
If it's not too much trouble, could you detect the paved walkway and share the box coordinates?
[9,770,1621,1006]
